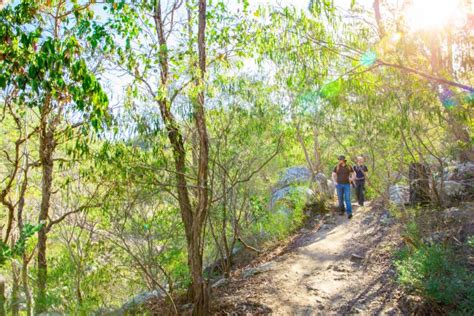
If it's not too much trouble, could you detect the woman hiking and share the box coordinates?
[353,156,369,206]
[332,155,355,219]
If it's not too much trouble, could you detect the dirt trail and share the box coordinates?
[214,203,405,315]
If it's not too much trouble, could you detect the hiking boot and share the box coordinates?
[348,214,353,219]
[338,209,345,215]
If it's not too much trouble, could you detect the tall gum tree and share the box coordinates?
[109,0,252,313]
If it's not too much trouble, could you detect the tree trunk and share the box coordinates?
[0,276,5,316]
[409,163,431,205]
[22,255,32,316]
[18,172,32,316]
[35,102,55,314]
[312,126,322,173]
[296,121,315,176]
[373,0,385,39]
[191,1,210,314]
[189,227,208,315]
[11,263,20,316]
[153,0,210,313]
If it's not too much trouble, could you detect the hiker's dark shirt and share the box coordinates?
[333,165,353,184]
[353,164,368,180]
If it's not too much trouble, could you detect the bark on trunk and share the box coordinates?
[153,1,210,313]
[0,276,5,316]
[11,263,20,316]
[35,100,55,314]
[22,255,32,316]
[191,1,210,314]
[373,0,385,39]
[312,127,321,173]
[409,163,431,205]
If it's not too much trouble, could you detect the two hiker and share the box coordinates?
[331,155,369,219]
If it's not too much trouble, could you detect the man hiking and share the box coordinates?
[332,155,355,219]
[353,156,369,206]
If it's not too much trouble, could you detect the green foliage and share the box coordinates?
[0,0,111,133]
[255,187,308,242]
[467,236,474,249]
[0,223,43,265]
[395,244,474,313]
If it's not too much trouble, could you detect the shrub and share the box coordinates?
[395,243,474,314]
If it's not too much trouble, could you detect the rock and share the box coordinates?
[327,179,335,194]
[120,290,163,313]
[448,161,474,181]
[271,166,334,212]
[440,180,466,198]
[382,306,401,315]
[362,215,374,225]
[389,185,409,205]
[442,206,472,225]
[423,231,448,245]
[179,303,193,311]
[379,210,393,226]
[313,172,332,198]
[242,262,275,278]
[320,224,335,230]
[351,253,364,261]
[271,186,315,210]
[441,203,474,242]
[93,308,116,316]
[211,278,229,288]
[441,161,474,201]
[276,166,312,189]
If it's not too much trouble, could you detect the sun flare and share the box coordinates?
[405,0,464,31]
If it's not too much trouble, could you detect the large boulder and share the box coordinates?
[313,172,335,199]
[440,161,474,201]
[275,166,312,189]
[271,186,315,211]
[447,161,474,181]
[440,180,466,198]
[271,167,334,211]
[271,167,314,210]
[389,184,409,205]
[439,202,474,242]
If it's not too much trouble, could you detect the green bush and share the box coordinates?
[252,187,308,242]
[395,243,474,314]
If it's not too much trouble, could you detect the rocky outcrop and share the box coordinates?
[271,167,333,210]
[271,186,315,211]
[441,161,474,200]
[389,184,410,205]
[276,166,312,188]
[441,202,474,242]
[440,181,466,198]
